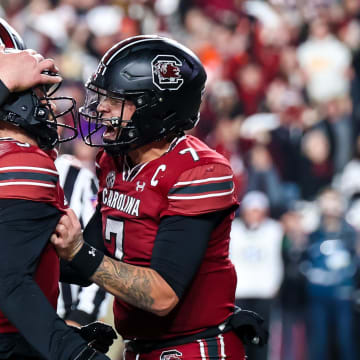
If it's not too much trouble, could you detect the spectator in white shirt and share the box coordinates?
[297,18,352,104]
[230,191,284,360]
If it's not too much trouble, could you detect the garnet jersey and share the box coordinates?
[96,135,238,340]
[0,138,66,333]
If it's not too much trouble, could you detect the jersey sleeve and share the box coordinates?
[162,163,238,217]
[0,150,60,204]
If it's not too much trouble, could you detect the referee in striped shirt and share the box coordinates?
[55,153,111,326]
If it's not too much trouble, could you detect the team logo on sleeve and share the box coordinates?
[106,171,116,188]
[160,350,182,359]
[152,55,184,91]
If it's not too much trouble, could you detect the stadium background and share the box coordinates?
[2,0,360,359]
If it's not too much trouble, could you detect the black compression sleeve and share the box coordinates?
[150,211,227,299]
[83,206,108,254]
[0,79,10,106]
[0,199,88,360]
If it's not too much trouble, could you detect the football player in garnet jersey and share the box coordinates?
[0,19,116,360]
[52,35,267,359]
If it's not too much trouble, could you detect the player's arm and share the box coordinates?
[51,208,226,316]
[53,207,176,316]
[62,207,111,324]
[0,199,105,360]
[60,205,111,284]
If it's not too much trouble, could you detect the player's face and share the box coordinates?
[96,96,136,141]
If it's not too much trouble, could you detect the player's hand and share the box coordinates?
[73,322,117,353]
[230,308,269,347]
[51,208,84,261]
[0,45,62,92]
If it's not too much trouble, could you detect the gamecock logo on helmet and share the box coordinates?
[151,55,184,91]
[160,350,183,360]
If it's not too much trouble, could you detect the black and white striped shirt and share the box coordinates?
[55,154,111,325]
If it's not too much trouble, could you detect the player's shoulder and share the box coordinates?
[0,139,61,202]
[175,135,229,160]
[159,136,238,216]
[153,135,236,202]
[165,135,232,169]
[162,135,233,181]
[0,138,57,171]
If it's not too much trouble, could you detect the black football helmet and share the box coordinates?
[79,35,207,154]
[0,18,77,150]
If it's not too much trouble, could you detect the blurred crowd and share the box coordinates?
[2,0,360,359]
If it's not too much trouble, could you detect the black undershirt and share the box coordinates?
[82,206,109,254]
[0,199,87,360]
[151,211,227,298]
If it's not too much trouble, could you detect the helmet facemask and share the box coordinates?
[1,78,77,150]
[79,83,158,154]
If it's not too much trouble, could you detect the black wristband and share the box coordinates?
[70,242,104,280]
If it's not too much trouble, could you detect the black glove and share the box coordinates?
[73,321,117,353]
[229,307,269,347]
[73,346,111,360]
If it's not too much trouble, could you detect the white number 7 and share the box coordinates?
[179,147,199,161]
[105,217,124,260]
